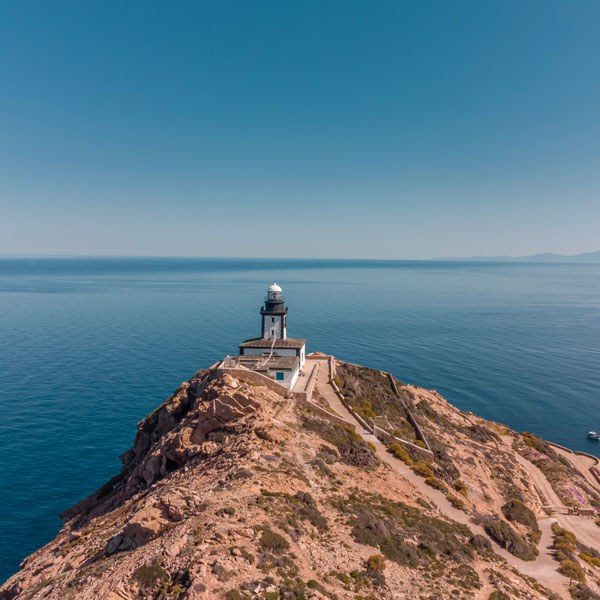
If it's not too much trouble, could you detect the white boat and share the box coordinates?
[587,431,600,440]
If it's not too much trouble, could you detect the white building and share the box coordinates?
[237,283,306,389]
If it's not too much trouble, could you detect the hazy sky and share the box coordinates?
[1,1,599,259]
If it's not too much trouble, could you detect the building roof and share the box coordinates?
[239,337,306,349]
[237,354,299,372]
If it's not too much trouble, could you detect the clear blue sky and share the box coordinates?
[1,1,598,259]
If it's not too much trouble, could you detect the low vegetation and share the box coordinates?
[425,477,448,493]
[302,418,378,468]
[331,490,486,582]
[446,494,465,510]
[452,479,467,496]
[131,563,167,590]
[481,517,538,561]
[517,433,600,511]
[259,528,290,554]
[411,460,434,478]
[559,559,586,583]
[388,443,413,466]
[258,489,329,535]
[569,583,600,600]
[336,363,417,440]
[549,523,599,587]
[501,498,540,542]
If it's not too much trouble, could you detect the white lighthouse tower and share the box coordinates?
[261,283,287,340]
[237,283,306,389]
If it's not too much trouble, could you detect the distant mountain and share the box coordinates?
[439,250,600,263]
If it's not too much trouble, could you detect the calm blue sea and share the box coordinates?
[1,257,599,581]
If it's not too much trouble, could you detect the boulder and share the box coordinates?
[122,507,166,547]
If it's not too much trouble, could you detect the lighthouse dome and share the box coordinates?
[266,283,283,302]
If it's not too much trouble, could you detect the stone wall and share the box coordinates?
[373,425,434,460]
[548,441,575,454]
[216,366,289,397]
[330,358,434,457]
[297,397,356,428]
[384,372,432,453]
[294,363,320,403]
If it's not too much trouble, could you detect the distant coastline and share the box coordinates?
[437,250,600,263]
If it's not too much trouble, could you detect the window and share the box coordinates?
[271,317,274,322]
[275,372,284,381]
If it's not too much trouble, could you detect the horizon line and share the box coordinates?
[0,251,599,263]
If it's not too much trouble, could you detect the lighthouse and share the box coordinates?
[260,283,287,340]
[237,283,306,389]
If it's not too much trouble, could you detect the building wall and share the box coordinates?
[241,347,298,357]
[262,314,286,340]
[267,367,299,390]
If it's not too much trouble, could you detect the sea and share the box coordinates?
[1,257,599,582]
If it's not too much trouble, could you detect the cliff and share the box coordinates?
[2,356,600,600]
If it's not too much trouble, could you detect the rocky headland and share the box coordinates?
[2,354,600,600]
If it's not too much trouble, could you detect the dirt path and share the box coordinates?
[308,357,571,599]
[553,446,600,493]
[512,450,564,509]
[508,439,600,549]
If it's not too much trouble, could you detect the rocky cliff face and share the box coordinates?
[1,360,599,600]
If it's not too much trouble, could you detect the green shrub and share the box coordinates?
[552,523,577,553]
[453,479,467,496]
[306,579,326,593]
[529,528,542,543]
[225,591,250,600]
[302,418,378,468]
[446,494,465,510]
[501,499,538,535]
[360,398,376,419]
[278,579,308,599]
[339,491,472,567]
[522,432,555,457]
[580,554,600,568]
[482,518,538,561]
[366,554,386,571]
[231,546,255,564]
[466,424,499,443]
[569,583,600,600]
[212,563,234,582]
[425,477,448,493]
[452,564,481,590]
[259,528,289,554]
[259,489,328,532]
[555,541,576,554]
[389,443,413,465]
[416,497,431,509]
[469,534,492,553]
[488,592,510,600]
[559,559,586,583]
[132,564,166,590]
[412,461,434,478]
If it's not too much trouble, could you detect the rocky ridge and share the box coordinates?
[1,357,599,600]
